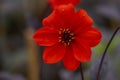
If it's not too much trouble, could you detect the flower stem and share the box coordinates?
[80,63,84,80]
[96,26,120,80]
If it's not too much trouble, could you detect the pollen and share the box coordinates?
[58,28,75,46]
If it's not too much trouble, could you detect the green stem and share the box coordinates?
[80,63,84,80]
[96,26,120,80]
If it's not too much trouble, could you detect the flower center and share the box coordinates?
[59,28,75,46]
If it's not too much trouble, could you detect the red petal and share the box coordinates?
[63,47,80,71]
[72,41,92,62]
[33,27,59,46]
[48,0,80,9]
[79,27,102,47]
[43,43,66,63]
[55,4,75,26]
[70,0,80,6]
[71,9,94,33]
[42,4,75,29]
[42,11,62,29]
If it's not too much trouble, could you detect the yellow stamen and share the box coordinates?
[64,43,67,46]
[58,28,75,46]
[59,37,62,38]
[70,33,74,36]
[59,40,62,42]
[66,28,69,31]
[59,31,62,34]
[63,29,65,32]
[60,28,63,30]
[67,42,70,46]
[68,31,70,33]
[72,37,75,39]
[69,39,72,42]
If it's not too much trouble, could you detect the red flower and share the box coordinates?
[33,4,102,71]
[48,0,80,9]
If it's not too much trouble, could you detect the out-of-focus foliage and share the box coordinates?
[0,0,120,80]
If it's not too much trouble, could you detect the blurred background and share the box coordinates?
[0,0,120,80]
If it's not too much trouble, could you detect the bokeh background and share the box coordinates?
[0,0,120,80]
